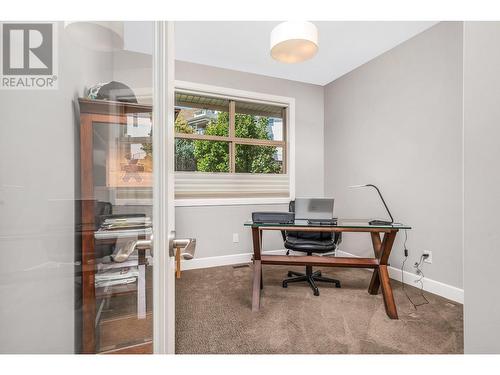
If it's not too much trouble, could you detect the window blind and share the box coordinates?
[174,172,290,199]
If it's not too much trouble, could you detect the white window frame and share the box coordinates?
[174,80,295,207]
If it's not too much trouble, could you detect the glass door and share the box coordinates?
[0,21,175,354]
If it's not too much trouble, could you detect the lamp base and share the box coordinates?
[369,220,393,226]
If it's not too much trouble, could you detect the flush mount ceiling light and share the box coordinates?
[270,21,318,63]
[64,21,124,52]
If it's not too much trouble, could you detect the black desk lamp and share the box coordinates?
[349,184,394,226]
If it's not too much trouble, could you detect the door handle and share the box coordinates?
[134,238,153,250]
[169,230,196,260]
[111,235,153,263]
[173,238,196,260]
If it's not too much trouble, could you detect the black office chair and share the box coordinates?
[282,201,341,296]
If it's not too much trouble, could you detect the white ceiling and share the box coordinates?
[174,21,438,86]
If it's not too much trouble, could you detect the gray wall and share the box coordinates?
[463,22,500,354]
[323,22,464,288]
[0,23,113,353]
[176,204,287,258]
[174,61,325,258]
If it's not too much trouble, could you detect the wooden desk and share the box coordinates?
[246,220,411,320]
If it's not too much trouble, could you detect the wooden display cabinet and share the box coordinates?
[77,98,153,354]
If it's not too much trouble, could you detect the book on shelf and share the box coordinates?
[100,216,152,230]
[94,227,152,240]
[95,266,139,288]
[98,255,153,270]
[95,215,152,239]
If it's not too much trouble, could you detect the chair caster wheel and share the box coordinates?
[313,289,320,296]
[287,271,293,277]
[317,271,322,277]
[282,281,288,288]
[335,282,341,288]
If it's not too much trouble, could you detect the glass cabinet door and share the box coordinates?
[79,100,154,353]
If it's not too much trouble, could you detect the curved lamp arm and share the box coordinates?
[349,184,394,224]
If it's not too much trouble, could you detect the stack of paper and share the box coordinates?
[95,266,139,288]
[101,216,152,231]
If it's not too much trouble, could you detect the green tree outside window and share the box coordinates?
[151,110,283,173]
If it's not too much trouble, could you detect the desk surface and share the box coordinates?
[245,218,411,230]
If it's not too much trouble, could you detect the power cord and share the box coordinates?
[412,254,430,307]
[401,229,429,309]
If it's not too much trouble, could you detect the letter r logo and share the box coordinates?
[2,23,53,75]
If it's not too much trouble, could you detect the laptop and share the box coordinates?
[294,198,337,225]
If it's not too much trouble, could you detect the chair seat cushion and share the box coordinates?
[284,236,336,253]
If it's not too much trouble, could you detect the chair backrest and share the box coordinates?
[285,200,334,242]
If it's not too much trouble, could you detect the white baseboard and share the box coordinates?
[181,249,464,304]
[387,266,464,304]
[336,250,464,304]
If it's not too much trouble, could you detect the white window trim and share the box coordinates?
[174,80,295,207]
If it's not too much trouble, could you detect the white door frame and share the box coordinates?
[152,21,176,354]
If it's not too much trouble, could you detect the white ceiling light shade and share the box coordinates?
[64,21,124,52]
[270,21,318,63]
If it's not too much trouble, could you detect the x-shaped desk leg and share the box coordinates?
[368,231,398,319]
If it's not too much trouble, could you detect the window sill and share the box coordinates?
[174,197,291,207]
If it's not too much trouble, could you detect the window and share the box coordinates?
[174,86,292,202]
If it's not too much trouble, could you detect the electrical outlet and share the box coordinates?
[423,250,432,264]
[232,233,239,243]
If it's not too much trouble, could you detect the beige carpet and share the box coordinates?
[175,264,463,354]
